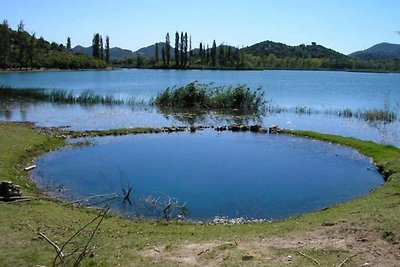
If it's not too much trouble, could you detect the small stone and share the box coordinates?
[242,253,253,261]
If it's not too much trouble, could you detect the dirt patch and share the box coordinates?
[140,221,400,266]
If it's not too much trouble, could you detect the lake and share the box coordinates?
[0,69,399,145]
[33,131,384,221]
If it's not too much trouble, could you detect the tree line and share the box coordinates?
[0,20,108,70]
[114,31,399,72]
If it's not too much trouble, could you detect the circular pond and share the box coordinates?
[33,131,384,221]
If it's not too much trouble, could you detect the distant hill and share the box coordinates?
[73,45,135,60]
[73,43,174,60]
[242,40,348,59]
[349,42,400,60]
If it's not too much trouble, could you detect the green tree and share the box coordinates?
[92,33,100,58]
[100,35,104,60]
[0,20,11,68]
[189,35,192,66]
[17,20,28,68]
[155,42,159,64]
[184,32,188,67]
[175,31,179,66]
[165,33,170,67]
[66,37,71,51]
[211,40,217,67]
[162,46,166,67]
[180,31,184,67]
[199,42,203,66]
[105,36,110,63]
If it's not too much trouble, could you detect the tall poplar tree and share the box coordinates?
[165,33,170,67]
[100,35,104,60]
[199,42,203,66]
[66,37,71,51]
[155,42,159,64]
[162,46,166,67]
[92,33,100,58]
[211,40,217,67]
[105,36,110,63]
[184,32,188,67]
[175,31,179,66]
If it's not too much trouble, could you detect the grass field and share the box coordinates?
[0,122,399,266]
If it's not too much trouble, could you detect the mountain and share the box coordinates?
[72,45,134,60]
[72,45,92,56]
[349,42,400,60]
[242,40,348,59]
[110,47,135,59]
[72,43,174,60]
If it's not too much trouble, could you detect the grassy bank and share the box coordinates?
[0,122,399,266]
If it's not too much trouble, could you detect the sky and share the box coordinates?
[0,0,399,55]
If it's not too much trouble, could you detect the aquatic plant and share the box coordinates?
[154,82,267,112]
[362,109,397,123]
[0,86,126,105]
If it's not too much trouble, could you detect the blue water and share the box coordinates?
[1,69,399,145]
[1,69,399,109]
[33,131,384,220]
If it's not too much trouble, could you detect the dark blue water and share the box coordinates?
[33,131,384,220]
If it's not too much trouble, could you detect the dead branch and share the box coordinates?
[197,248,210,256]
[337,254,357,267]
[73,206,109,266]
[38,232,66,266]
[61,193,119,206]
[51,206,109,267]
[122,187,132,205]
[297,251,320,265]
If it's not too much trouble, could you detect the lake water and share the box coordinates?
[33,131,384,220]
[0,69,399,145]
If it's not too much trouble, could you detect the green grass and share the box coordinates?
[0,122,399,266]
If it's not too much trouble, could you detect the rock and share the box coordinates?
[269,125,281,134]
[215,126,227,131]
[242,253,254,261]
[249,124,262,132]
[0,181,22,198]
[240,125,249,131]
[230,125,241,132]
[258,128,268,133]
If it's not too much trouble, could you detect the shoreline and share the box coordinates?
[1,121,399,266]
[0,66,398,74]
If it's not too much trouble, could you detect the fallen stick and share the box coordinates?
[338,254,357,267]
[38,232,65,264]
[197,248,210,256]
[297,251,320,265]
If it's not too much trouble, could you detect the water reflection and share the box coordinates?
[0,99,399,146]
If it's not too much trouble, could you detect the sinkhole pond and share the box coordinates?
[33,131,384,221]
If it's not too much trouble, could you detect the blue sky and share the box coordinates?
[0,0,399,54]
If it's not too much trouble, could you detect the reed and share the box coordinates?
[154,82,267,112]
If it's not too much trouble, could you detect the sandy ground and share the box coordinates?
[141,221,400,266]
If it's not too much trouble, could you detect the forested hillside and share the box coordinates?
[0,20,106,70]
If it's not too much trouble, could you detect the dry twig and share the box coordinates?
[297,251,320,265]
